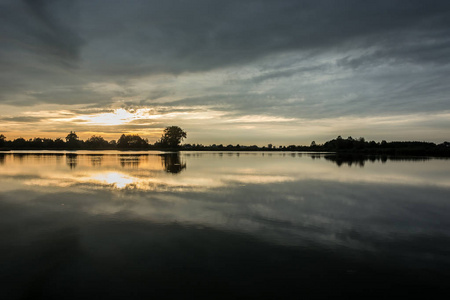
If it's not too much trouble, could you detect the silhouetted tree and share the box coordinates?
[30,137,44,148]
[117,134,148,149]
[65,131,80,149]
[0,134,5,147]
[12,138,26,148]
[85,135,109,149]
[158,126,186,148]
[109,140,117,147]
[54,138,65,149]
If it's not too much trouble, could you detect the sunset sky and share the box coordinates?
[1,0,449,145]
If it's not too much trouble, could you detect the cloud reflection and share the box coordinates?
[0,152,449,271]
[0,152,449,194]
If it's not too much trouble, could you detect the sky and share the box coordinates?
[1,0,449,146]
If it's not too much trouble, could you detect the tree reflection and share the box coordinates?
[160,153,186,174]
[119,155,143,168]
[0,153,4,165]
[13,153,26,162]
[323,154,432,167]
[89,155,103,167]
[66,154,78,169]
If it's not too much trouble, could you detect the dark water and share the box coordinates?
[1,151,449,299]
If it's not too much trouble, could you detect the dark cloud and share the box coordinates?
[0,116,44,123]
[1,0,83,66]
[148,90,174,101]
[2,0,449,76]
[74,0,450,76]
[229,64,332,85]
[1,0,450,136]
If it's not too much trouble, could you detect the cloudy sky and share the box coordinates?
[1,0,449,145]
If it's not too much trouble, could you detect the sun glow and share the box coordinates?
[77,108,136,125]
[72,106,227,128]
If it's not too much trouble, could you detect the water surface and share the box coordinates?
[1,151,449,298]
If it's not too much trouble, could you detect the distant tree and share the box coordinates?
[41,138,54,149]
[85,135,109,149]
[0,134,5,147]
[310,141,316,147]
[12,138,26,148]
[158,126,187,148]
[54,138,65,149]
[30,137,44,148]
[109,140,117,147]
[117,134,148,149]
[65,131,78,143]
[65,131,80,149]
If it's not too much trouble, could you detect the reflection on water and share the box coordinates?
[119,154,143,168]
[0,151,450,298]
[161,153,187,174]
[324,153,432,167]
[1,151,189,191]
[89,154,103,167]
[66,153,78,169]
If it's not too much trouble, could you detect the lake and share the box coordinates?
[1,151,449,299]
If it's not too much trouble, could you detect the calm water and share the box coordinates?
[1,151,449,299]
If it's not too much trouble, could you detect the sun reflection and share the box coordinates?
[90,172,135,188]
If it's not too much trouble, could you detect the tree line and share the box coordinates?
[181,136,449,156]
[316,135,450,157]
[0,131,448,156]
[0,126,187,150]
